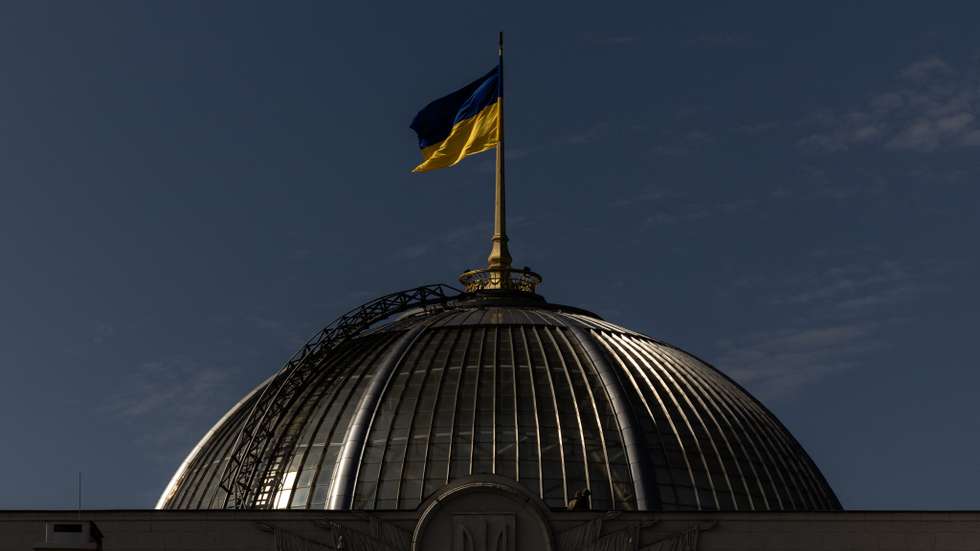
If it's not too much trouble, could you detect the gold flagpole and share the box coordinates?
[487,30,512,279]
[460,32,541,294]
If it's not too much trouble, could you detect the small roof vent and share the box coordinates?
[34,521,102,551]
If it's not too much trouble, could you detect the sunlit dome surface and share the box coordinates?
[158,291,841,512]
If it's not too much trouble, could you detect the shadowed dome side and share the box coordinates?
[157,295,841,512]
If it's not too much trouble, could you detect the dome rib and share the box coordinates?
[640,339,755,510]
[327,320,432,510]
[566,324,650,509]
[552,327,617,511]
[414,327,463,506]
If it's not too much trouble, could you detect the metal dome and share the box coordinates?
[157,286,841,513]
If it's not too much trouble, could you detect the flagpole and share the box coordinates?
[487,31,512,280]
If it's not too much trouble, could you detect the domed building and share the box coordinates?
[157,267,840,514]
[5,55,978,551]
[155,50,841,520]
[140,109,855,551]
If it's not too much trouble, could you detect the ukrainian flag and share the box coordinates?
[410,66,500,172]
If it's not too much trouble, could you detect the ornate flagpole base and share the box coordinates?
[458,267,542,294]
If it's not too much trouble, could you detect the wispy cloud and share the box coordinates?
[717,321,879,399]
[799,56,980,153]
[715,253,935,399]
[768,259,915,311]
[757,254,932,322]
[105,358,233,452]
[108,359,230,419]
[899,56,952,81]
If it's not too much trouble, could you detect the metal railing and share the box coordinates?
[458,267,542,293]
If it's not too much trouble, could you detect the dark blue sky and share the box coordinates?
[1,2,978,509]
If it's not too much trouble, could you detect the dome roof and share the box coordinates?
[158,289,840,512]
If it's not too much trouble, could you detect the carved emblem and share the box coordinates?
[453,514,516,551]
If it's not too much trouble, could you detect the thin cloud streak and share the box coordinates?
[105,358,234,453]
[715,252,934,400]
[799,56,980,153]
[717,321,885,400]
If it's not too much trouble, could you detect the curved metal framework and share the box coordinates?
[217,284,463,509]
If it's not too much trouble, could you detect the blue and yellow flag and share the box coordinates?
[410,66,500,172]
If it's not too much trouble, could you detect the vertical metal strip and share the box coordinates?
[636,339,754,509]
[176,402,242,508]
[491,326,498,473]
[279,340,374,508]
[553,327,617,510]
[393,329,450,506]
[603,333,701,508]
[182,399,251,509]
[700,365,831,508]
[208,409,260,508]
[568,326,656,510]
[669,352,781,509]
[699,366,818,509]
[356,330,438,509]
[443,328,475,484]
[730,392,816,508]
[631,337,739,509]
[509,327,520,481]
[240,349,340,509]
[531,326,569,505]
[613,335,721,509]
[467,328,487,475]
[519,326,544,498]
[417,328,462,503]
[308,336,401,507]
[326,321,431,510]
[543,327,592,506]
[692,366,797,509]
[750,404,819,508]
